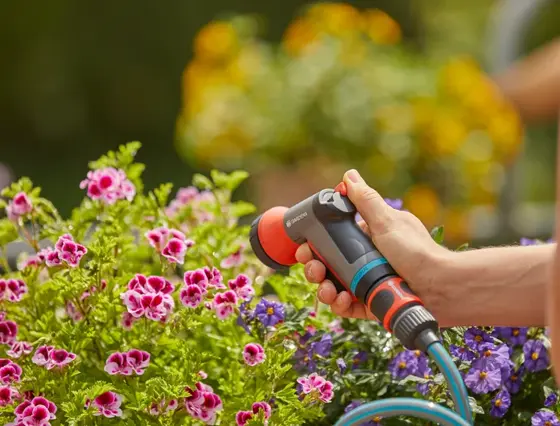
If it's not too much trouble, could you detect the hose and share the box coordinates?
[335,341,473,426]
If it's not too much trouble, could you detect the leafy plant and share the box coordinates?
[0,143,556,425]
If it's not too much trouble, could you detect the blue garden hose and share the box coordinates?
[335,340,473,426]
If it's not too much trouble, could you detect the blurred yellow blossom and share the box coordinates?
[486,106,523,159]
[192,127,254,166]
[306,2,362,37]
[404,185,441,227]
[424,109,468,156]
[374,103,413,134]
[194,21,238,64]
[362,9,402,45]
[282,17,321,56]
[442,207,469,243]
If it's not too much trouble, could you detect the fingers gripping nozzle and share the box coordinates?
[249,188,439,350]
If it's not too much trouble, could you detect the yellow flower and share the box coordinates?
[404,185,441,227]
[410,98,438,130]
[282,17,321,56]
[362,9,401,45]
[194,21,238,63]
[486,105,523,159]
[374,103,413,134]
[306,2,362,37]
[438,57,481,98]
[181,61,229,118]
[192,127,254,165]
[442,207,470,243]
[424,110,468,156]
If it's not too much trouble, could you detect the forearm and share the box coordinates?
[429,244,554,327]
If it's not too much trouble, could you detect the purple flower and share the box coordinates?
[464,327,493,352]
[523,340,549,372]
[532,410,560,426]
[464,364,502,394]
[93,391,123,418]
[521,238,539,246]
[311,334,332,357]
[243,343,265,366]
[126,349,150,375]
[504,365,525,394]
[236,301,254,334]
[6,192,33,221]
[449,344,476,362]
[336,358,347,374]
[384,198,403,210]
[388,350,428,379]
[80,167,135,205]
[254,299,284,327]
[344,401,381,425]
[352,351,368,369]
[294,348,316,372]
[490,390,511,418]
[495,327,528,346]
[0,320,17,346]
[46,349,76,370]
[228,274,255,301]
[545,393,558,407]
[180,285,204,308]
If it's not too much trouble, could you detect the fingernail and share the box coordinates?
[318,285,325,300]
[305,263,314,281]
[347,169,361,183]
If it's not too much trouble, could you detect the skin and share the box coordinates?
[296,169,552,328]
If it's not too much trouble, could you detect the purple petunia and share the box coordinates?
[532,410,560,426]
[504,365,525,394]
[336,358,347,374]
[490,390,511,418]
[449,344,476,362]
[464,363,502,394]
[388,350,428,379]
[464,327,493,352]
[384,198,403,210]
[254,299,284,327]
[523,340,549,372]
[495,327,529,346]
[545,393,558,407]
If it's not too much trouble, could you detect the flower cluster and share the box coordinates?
[22,234,88,269]
[235,401,272,426]
[145,226,194,264]
[120,274,175,322]
[80,167,135,205]
[8,397,57,426]
[0,279,27,303]
[243,343,265,367]
[104,349,150,376]
[179,267,226,309]
[5,192,32,222]
[185,382,223,424]
[297,373,334,404]
[32,346,76,370]
[165,186,215,223]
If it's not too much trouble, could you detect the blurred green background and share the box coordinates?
[1,0,559,245]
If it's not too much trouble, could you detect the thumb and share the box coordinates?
[342,169,393,234]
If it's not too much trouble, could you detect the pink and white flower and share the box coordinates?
[121,291,174,322]
[243,344,266,367]
[7,341,33,359]
[54,234,87,268]
[296,373,334,403]
[0,359,22,384]
[93,391,123,418]
[180,285,204,308]
[0,320,18,346]
[32,346,53,367]
[228,274,254,301]
[0,279,28,302]
[221,245,245,269]
[185,382,223,425]
[9,396,57,426]
[126,349,150,375]
[235,401,272,426]
[6,192,33,222]
[46,349,76,370]
[145,227,194,264]
[127,274,174,295]
[104,352,132,376]
[212,291,238,320]
[0,386,19,406]
[120,312,136,330]
[80,167,136,205]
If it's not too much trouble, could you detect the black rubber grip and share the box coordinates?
[311,250,347,294]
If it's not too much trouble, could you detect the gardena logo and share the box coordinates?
[285,212,308,228]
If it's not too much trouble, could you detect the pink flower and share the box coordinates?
[43,249,62,268]
[180,285,204,308]
[7,341,33,359]
[167,399,178,411]
[0,359,22,384]
[328,319,344,334]
[197,370,208,379]
[296,373,334,403]
[121,291,174,321]
[149,398,178,416]
[235,401,272,426]
[121,312,136,330]
[54,234,87,268]
[126,349,150,375]
[93,391,123,418]
[6,192,33,221]
[243,344,265,367]
[32,346,53,367]
[104,352,132,376]
[0,386,19,406]
[145,227,194,264]
[80,167,136,205]
[228,275,254,301]
[127,274,175,295]
[185,382,223,424]
[212,291,238,320]
[221,245,245,269]
[65,301,83,322]
[10,397,57,426]
[0,279,28,303]
[0,320,18,345]
[203,266,225,289]
[46,349,76,370]
[183,269,210,292]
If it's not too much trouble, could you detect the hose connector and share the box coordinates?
[392,305,439,351]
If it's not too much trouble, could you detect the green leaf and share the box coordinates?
[0,219,18,247]
[193,174,214,190]
[226,170,250,191]
[430,226,444,244]
[230,201,256,218]
[455,242,469,251]
[468,396,484,414]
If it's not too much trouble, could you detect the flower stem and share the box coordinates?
[0,249,11,273]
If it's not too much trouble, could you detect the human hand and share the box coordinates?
[295,169,452,321]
